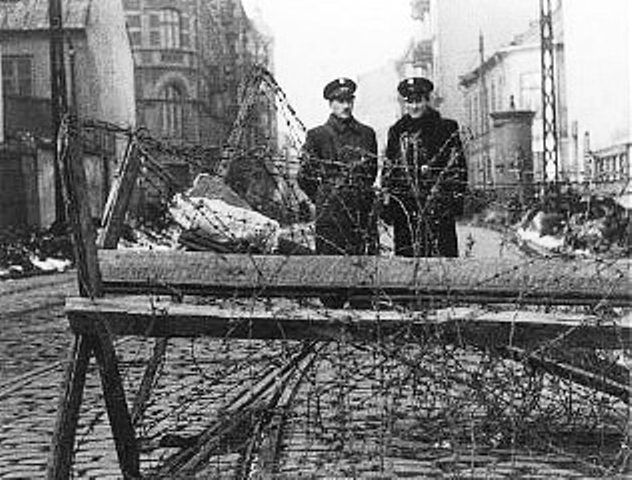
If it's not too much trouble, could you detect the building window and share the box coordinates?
[129,30,142,46]
[148,9,189,50]
[519,72,540,115]
[123,0,140,9]
[207,64,222,93]
[2,55,32,96]
[181,15,190,48]
[126,13,141,28]
[160,84,184,138]
[620,153,628,178]
[149,12,161,46]
[161,9,180,49]
[126,14,142,46]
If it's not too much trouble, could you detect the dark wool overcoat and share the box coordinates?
[384,108,467,257]
[297,114,378,255]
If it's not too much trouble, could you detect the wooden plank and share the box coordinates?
[254,345,322,476]
[157,342,319,476]
[48,117,101,480]
[92,321,140,476]
[60,118,102,298]
[46,335,93,480]
[50,118,139,478]
[66,297,632,350]
[98,250,632,307]
[131,338,168,426]
[98,139,140,249]
[503,347,630,404]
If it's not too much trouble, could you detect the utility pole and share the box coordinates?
[539,0,559,185]
[478,31,489,190]
[49,0,68,224]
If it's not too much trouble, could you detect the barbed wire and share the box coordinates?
[59,75,631,478]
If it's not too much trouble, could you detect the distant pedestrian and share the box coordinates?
[382,77,467,257]
[297,77,378,307]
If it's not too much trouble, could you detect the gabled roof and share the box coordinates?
[0,0,90,31]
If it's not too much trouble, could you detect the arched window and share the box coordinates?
[160,84,184,139]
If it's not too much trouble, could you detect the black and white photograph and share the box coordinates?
[0,0,630,478]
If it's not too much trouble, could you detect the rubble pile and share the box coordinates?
[122,173,313,255]
[170,194,280,253]
[516,196,630,257]
[117,223,181,251]
[0,226,73,279]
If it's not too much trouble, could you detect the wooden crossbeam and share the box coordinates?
[66,297,632,350]
[98,251,632,307]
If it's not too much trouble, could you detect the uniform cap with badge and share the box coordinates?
[397,77,434,102]
[323,77,357,101]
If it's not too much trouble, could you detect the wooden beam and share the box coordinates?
[66,297,632,350]
[46,335,93,479]
[98,251,632,307]
[503,346,630,404]
[60,118,102,298]
[156,342,319,476]
[92,321,140,477]
[98,139,141,249]
[131,338,168,426]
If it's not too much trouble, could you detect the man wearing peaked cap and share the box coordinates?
[382,76,468,257]
[397,77,434,100]
[297,77,378,307]
[323,77,357,101]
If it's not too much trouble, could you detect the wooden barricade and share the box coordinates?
[46,119,632,478]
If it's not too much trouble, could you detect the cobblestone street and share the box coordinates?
[0,226,627,478]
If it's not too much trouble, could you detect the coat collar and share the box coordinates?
[403,107,440,127]
[326,114,360,134]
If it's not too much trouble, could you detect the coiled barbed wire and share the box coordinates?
[56,67,631,478]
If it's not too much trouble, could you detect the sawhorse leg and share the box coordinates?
[47,335,92,479]
[47,327,140,479]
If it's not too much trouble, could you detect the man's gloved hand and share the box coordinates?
[372,185,389,204]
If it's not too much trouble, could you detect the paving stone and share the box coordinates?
[2,469,45,479]
[1,265,628,478]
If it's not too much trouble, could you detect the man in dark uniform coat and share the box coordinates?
[383,77,467,257]
[297,78,378,307]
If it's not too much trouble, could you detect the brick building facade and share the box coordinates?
[123,0,276,150]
